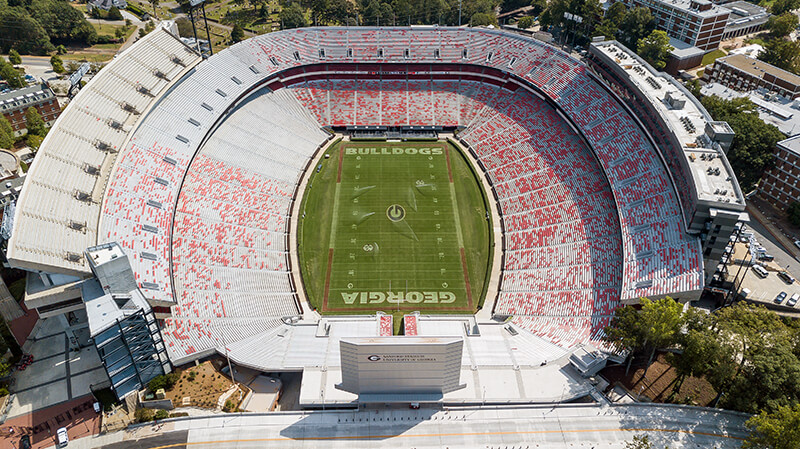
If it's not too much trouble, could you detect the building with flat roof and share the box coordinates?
[589,40,748,277]
[0,83,60,137]
[721,1,769,40]
[620,0,730,51]
[704,54,800,99]
[700,82,800,136]
[757,135,800,212]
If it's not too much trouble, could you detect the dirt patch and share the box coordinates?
[164,360,248,410]
[601,353,717,407]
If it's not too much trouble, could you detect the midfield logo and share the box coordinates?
[341,291,456,304]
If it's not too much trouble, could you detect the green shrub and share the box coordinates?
[154,409,169,420]
[134,408,154,423]
[169,412,189,418]
[148,372,180,392]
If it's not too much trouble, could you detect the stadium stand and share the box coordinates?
[10,26,714,364]
[7,28,200,276]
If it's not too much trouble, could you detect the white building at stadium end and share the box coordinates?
[587,40,748,282]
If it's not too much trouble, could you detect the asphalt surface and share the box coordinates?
[100,430,187,449]
[745,219,800,277]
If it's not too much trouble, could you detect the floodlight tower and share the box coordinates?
[188,0,213,56]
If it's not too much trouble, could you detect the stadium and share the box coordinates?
[6,24,747,406]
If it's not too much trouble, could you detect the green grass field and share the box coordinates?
[299,140,492,318]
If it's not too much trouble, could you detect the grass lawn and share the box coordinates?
[64,53,114,63]
[701,49,726,67]
[298,140,492,318]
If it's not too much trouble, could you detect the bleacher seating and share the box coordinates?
[87,26,706,361]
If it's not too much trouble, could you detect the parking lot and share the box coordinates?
[732,223,800,313]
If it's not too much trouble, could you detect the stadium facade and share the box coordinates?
[5,24,745,404]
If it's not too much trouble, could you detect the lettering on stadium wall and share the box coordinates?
[345,147,443,155]
[341,291,456,304]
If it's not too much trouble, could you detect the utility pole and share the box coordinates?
[458,0,462,26]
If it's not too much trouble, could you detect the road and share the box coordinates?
[63,404,750,449]
[745,214,800,277]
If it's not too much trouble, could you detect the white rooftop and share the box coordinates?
[701,82,800,136]
[592,41,744,206]
[86,242,126,267]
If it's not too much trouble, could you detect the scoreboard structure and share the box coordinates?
[338,337,465,402]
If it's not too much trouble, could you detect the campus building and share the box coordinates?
[757,135,800,212]
[0,84,60,137]
[621,0,730,51]
[704,54,800,100]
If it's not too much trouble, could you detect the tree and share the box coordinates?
[230,24,245,43]
[29,0,97,46]
[55,44,66,55]
[279,2,308,28]
[637,30,672,70]
[603,297,683,375]
[788,201,800,227]
[744,403,800,449]
[24,106,45,136]
[0,59,25,88]
[530,0,547,17]
[772,0,800,15]
[149,0,159,17]
[596,2,627,39]
[759,38,800,74]
[766,12,799,38]
[0,7,54,55]
[470,12,496,26]
[108,6,123,20]
[0,116,14,149]
[8,49,21,65]
[617,6,654,50]
[701,96,784,191]
[50,54,64,74]
[625,435,659,449]
[517,16,534,29]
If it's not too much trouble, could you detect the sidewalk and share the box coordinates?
[747,197,800,259]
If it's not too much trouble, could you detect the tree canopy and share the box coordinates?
[8,49,21,65]
[745,403,800,449]
[279,2,308,29]
[230,24,245,43]
[637,30,672,70]
[759,38,800,74]
[617,6,654,50]
[0,116,15,149]
[603,297,683,374]
[788,201,800,227]
[0,58,25,89]
[701,96,783,192]
[24,106,46,137]
[766,12,799,38]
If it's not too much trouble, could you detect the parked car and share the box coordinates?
[775,291,788,304]
[56,427,68,447]
[757,253,775,262]
[794,240,800,250]
[19,435,31,449]
[788,293,800,307]
[752,265,769,278]
[778,271,796,284]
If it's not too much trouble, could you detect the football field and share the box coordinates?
[299,140,491,316]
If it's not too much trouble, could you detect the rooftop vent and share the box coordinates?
[121,102,140,115]
[74,190,92,202]
[137,85,154,97]
[82,163,100,175]
[154,70,169,81]
[69,220,86,232]
[94,140,116,152]
[171,55,186,67]
[65,252,83,263]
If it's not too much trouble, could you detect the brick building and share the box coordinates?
[704,54,800,100]
[0,83,61,137]
[757,135,800,211]
[621,0,730,51]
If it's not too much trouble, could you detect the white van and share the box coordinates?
[751,265,769,279]
[56,427,68,447]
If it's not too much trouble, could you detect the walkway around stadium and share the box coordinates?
[64,404,749,449]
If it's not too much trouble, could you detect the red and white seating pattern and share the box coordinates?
[97,27,705,361]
